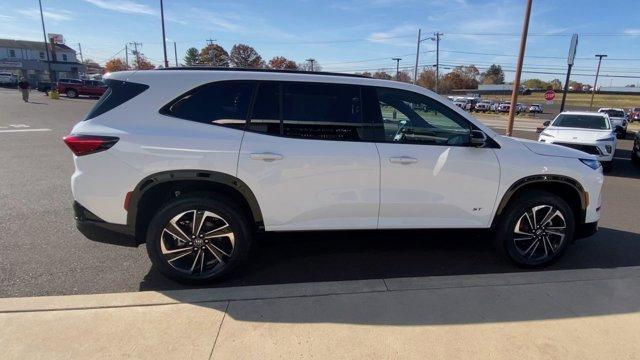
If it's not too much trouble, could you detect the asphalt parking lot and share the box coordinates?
[1,87,639,298]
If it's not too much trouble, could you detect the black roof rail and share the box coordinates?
[159,67,366,78]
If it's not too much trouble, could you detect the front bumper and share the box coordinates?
[575,221,598,240]
[539,139,615,162]
[74,202,139,247]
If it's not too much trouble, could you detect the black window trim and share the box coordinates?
[157,79,498,147]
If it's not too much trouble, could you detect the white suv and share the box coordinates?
[64,69,603,283]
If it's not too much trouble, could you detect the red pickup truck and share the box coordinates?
[57,79,107,98]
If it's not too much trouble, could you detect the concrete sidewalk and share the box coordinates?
[2,267,640,360]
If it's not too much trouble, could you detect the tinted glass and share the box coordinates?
[162,81,254,129]
[85,80,149,120]
[599,109,625,117]
[248,82,280,135]
[282,82,363,141]
[374,87,471,146]
[552,114,609,130]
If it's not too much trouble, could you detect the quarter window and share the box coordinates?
[161,81,254,129]
[373,87,471,146]
[281,82,364,141]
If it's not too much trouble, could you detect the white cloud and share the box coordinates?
[367,24,417,47]
[17,8,73,21]
[83,0,155,15]
[625,28,640,36]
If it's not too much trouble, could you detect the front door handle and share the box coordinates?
[250,152,284,162]
[389,156,418,165]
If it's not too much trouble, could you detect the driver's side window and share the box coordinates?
[375,87,471,146]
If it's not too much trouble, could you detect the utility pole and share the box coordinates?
[560,34,578,113]
[77,43,84,63]
[589,54,607,111]
[125,44,129,68]
[173,41,178,67]
[392,58,401,80]
[129,42,142,69]
[506,0,532,137]
[433,32,443,93]
[306,58,315,71]
[206,38,216,66]
[413,29,421,85]
[160,0,169,68]
[38,0,54,82]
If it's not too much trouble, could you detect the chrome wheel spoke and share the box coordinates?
[166,215,192,242]
[167,250,192,263]
[206,244,226,264]
[161,245,192,255]
[203,224,231,238]
[527,241,540,258]
[190,250,202,273]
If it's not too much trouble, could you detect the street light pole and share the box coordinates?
[38,0,54,82]
[392,58,401,80]
[506,0,533,137]
[433,32,442,93]
[160,0,169,68]
[589,54,607,111]
[413,29,421,85]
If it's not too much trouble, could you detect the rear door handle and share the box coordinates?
[389,156,418,165]
[249,152,284,161]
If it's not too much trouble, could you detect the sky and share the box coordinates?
[1,0,639,86]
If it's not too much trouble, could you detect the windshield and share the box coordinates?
[552,114,610,130]
[600,109,625,117]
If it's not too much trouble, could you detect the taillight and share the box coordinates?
[63,135,119,156]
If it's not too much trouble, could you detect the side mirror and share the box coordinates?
[470,130,487,147]
[543,120,550,127]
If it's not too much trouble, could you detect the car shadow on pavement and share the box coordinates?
[139,226,640,292]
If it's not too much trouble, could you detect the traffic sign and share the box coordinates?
[544,90,556,101]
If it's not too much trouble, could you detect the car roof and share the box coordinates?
[598,107,624,111]
[559,111,607,117]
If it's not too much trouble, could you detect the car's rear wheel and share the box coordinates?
[494,190,574,267]
[66,89,78,98]
[146,196,252,284]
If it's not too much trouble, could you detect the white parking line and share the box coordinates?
[0,128,51,133]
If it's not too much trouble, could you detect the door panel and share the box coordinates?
[238,132,380,230]
[368,86,501,229]
[377,143,499,228]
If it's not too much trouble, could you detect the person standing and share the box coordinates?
[18,78,30,102]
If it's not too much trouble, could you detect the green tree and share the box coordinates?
[200,44,229,67]
[481,64,505,84]
[550,79,563,91]
[183,47,200,66]
[522,78,551,90]
[229,44,264,68]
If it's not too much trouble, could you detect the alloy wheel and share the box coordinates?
[512,205,566,262]
[160,210,235,277]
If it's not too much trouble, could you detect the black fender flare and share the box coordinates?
[126,169,264,233]
[492,174,588,227]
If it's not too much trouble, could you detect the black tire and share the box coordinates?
[146,195,253,284]
[602,161,613,173]
[493,190,574,267]
[631,150,640,165]
[66,89,78,98]
[617,131,626,139]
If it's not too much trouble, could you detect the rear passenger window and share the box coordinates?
[281,82,364,141]
[161,81,254,129]
[248,82,280,135]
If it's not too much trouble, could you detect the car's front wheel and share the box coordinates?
[65,89,78,98]
[146,196,252,284]
[494,190,574,267]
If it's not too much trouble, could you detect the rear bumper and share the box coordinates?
[74,202,139,247]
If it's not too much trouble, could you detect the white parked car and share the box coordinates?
[539,112,616,172]
[64,69,604,283]
[0,72,17,86]
[598,108,627,139]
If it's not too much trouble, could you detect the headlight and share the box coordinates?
[580,158,602,170]
[540,131,554,138]
[597,137,615,142]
